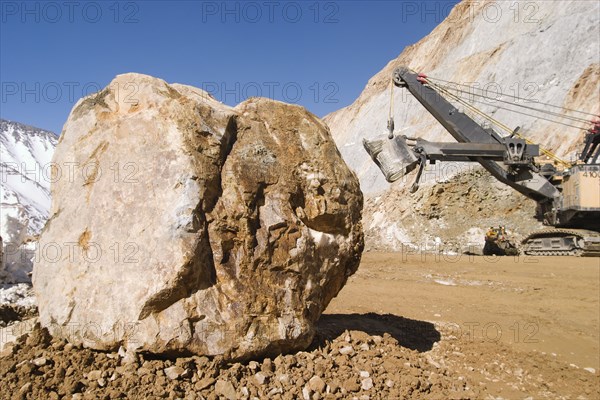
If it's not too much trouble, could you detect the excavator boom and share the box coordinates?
[366,67,561,204]
[364,66,600,255]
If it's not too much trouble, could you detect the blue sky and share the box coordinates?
[1,0,458,134]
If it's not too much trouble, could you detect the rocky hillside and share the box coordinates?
[0,119,57,282]
[325,0,599,250]
[363,169,542,253]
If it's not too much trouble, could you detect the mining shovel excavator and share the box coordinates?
[364,66,600,256]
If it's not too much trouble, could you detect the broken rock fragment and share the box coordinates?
[33,73,364,360]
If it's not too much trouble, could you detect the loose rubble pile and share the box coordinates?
[362,168,542,252]
[1,322,471,400]
[2,318,597,400]
[0,284,36,328]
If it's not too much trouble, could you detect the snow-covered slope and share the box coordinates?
[1,119,57,282]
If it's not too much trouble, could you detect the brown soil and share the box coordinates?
[1,253,599,399]
[326,253,600,398]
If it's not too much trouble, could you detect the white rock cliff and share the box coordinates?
[325,0,599,250]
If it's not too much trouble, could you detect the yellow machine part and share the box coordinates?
[562,168,600,209]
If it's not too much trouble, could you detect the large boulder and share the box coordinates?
[32,73,363,360]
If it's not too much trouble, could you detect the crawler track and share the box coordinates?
[522,228,600,257]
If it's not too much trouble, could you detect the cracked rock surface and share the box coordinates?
[32,73,363,360]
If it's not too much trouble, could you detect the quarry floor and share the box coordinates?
[321,252,600,397]
[1,253,599,399]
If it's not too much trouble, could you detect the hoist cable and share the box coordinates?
[426,80,571,166]
[426,76,600,118]
[432,83,593,126]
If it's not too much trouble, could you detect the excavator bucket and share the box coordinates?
[363,135,420,182]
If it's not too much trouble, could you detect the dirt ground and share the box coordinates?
[0,253,598,399]
[323,252,600,397]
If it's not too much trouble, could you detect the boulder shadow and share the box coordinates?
[313,312,441,353]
